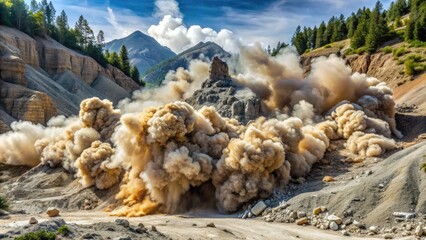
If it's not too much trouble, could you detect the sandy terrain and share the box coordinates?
[0,211,413,240]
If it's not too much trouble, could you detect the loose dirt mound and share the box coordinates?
[1,165,117,214]
[283,141,426,226]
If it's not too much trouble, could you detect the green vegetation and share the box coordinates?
[381,46,393,53]
[393,47,406,57]
[404,54,426,75]
[14,230,56,240]
[0,0,144,83]
[266,41,289,56]
[287,0,426,55]
[0,195,8,210]
[56,225,70,236]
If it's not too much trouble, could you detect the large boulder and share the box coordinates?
[186,57,266,123]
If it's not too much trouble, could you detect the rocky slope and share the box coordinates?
[186,57,266,123]
[0,25,140,132]
[105,31,176,74]
[143,41,231,85]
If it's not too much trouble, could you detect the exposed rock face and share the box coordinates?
[186,57,265,123]
[105,65,140,92]
[0,55,26,86]
[0,120,10,134]
[0,25,140,128]
[37,37,104,85]
[345,52,410,88]
[0,80,57,124]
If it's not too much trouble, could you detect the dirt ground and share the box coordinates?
[0,211,416,240]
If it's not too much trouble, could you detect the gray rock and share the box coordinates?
[415,225,424,236]
[330,221,339,231]
[115,219,130,228]
[297,211,306,218]
[29,217,38,224]
[393,212,415,220]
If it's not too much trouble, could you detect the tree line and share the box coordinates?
[289,0,426,55]
[0,0,142,85]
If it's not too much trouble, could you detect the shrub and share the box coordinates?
[356,47,368,55]
[14,230,56,240]
[343,48,355,56]
[408,40,426,48]
[407,54,423,62]
[324,44,332,49]
[338,45,344,50]
[381,46,393,54]
[57,226,70,236]
[0,196,8,210]
[393,47,406,57]
[405,59,416,76]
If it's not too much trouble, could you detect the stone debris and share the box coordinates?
[322,176,335,182]
[296,217,309,225]
[251,201,267,216]
[115,219,130,228]
[29,217,38,224]
[393,212,415,220]
[46,207,60,217]
[206,223,215,228]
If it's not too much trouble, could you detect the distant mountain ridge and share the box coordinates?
[143,41,231,85]
[105,31,176,74]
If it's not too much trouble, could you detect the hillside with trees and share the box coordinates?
[0,0,143,85]
[290,0,426,55]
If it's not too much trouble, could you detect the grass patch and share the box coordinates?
[0,196,9,210]
[14,230,56,240]
[393,47,406,58]
[381,46,393,54]
[408,40,426,48]
[56,226,70,236]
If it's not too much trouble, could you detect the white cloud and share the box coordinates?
[154,0,182,18]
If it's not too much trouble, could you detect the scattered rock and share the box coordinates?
[313,207,322,215]
[29,217,38,224]
[415,224,424,236]
[251,201,267,216]
[46,207,60,217]
[115,219,130,228]
[393,212,415,220]
[353,220,365,229]
[323,176,335,182]
[0,209,9,216]
[383,233,394,239]
[327,215,342,225]
[341,230,349,236]
[297,211,306,218]
[206,223,215,228]
[114,237,131,240]
[329,221,339,231]
[296,217,309,225]
[369,226,379,234]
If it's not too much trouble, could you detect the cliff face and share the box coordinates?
[0,25,140,133]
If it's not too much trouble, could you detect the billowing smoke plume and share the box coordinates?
[0,46,401,216]
[118,59,209,113]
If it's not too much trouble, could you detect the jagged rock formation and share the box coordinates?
[0,25,140,133]
[186,57,265,123]
[143,41,231,85]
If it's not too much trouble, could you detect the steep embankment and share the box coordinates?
[0,26,140,133]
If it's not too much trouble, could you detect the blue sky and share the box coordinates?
[26,0,392,52]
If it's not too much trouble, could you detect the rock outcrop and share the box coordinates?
[0,80,57,124]
[186,57,265,123]
[0,25,140,128]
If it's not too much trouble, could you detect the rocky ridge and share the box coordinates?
[0,25,140,133]
[186,57,266,123]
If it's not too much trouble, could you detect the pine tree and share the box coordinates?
[365,1,383,52]
[10,0,28,31]
[97,30,105,47]
[55,10,69,44]
[130,66,140,84]
[351,8,370,49]
[119,45,130,76]
[30,0,39,12]
[322,16,335,45]
[291,26,307,54]
[315,21,326,48]
[108,52,121,69]
[346,13,358,38]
